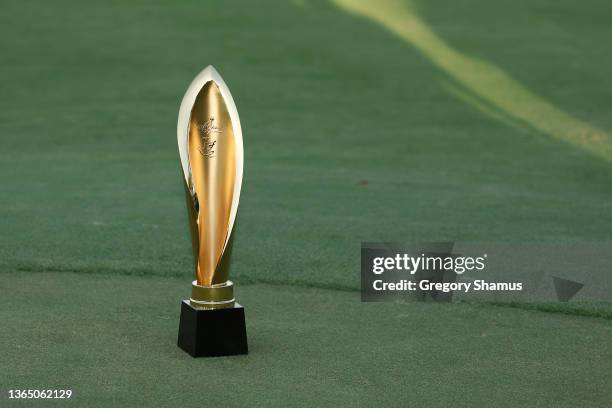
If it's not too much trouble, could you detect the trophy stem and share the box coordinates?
[190,280,235,309]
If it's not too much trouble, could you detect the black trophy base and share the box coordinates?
[177,300,248,357]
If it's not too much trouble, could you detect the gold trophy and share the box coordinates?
[176,66,248,357]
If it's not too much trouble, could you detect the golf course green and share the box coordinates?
[1,0,611,406]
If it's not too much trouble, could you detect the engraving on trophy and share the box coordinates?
[197,117,223,157]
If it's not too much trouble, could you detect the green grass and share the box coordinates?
[1,272,611,407]
[1,0,611,406]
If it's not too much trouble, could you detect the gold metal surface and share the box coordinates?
[189,300,235,309]
[178,66,242,310]
[188,81,236,287]
[190,280,235,309]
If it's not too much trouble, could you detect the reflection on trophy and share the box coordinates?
[176,66,248,357]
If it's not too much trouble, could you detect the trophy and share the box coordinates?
[176,66,248,357]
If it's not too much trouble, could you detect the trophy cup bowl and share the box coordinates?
[176,66,248,357]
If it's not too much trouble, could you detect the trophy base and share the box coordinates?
[177,300,248,357]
